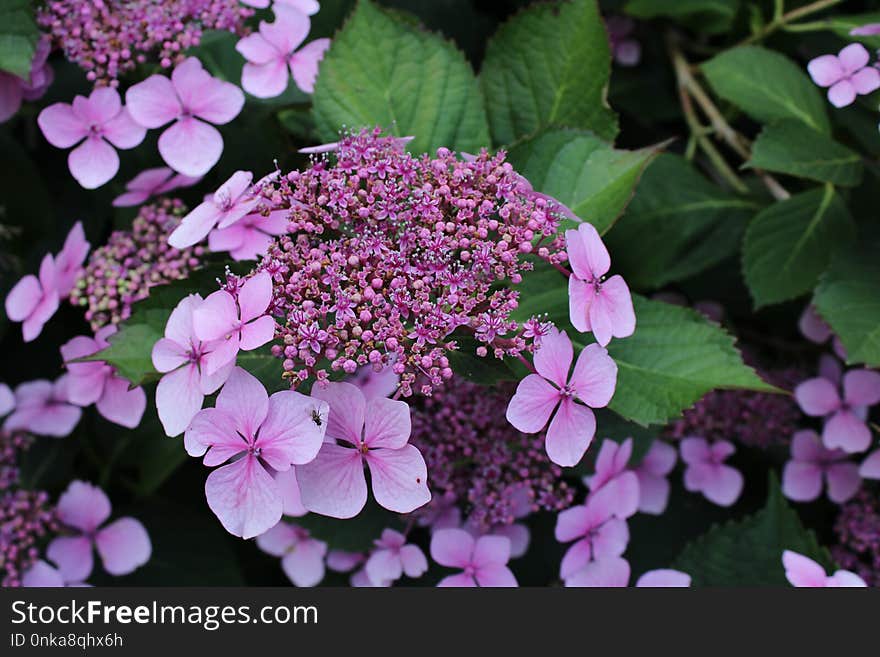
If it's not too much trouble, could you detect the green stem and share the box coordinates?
[740,0,844,45]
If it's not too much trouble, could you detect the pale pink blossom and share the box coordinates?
[795,369,880,453]
[38,87,145,188]
[555,487,629,582]
[256,522,327,587]
[3,377,81,437]
[151,294,235,436]
[583,437,639,518]
[185,367,328,538]
[807,43,880,108]
[782,430,860,504]
[4,253,60,342]
[54,222,90,297]
[47,481,151,582]
[633,440,676,514]
[430,528,517,587]
[506,327,617,467]
[237,6,330,97]
[125,57,244,176]
[566,222,635,346]
[782,550,866,587]
[564,556,630,587]
[113,167,201,207]
[296,382,431,518]
[169,171,259,249]
[208,209,289,261]
[191,271,276,375]
[680,437,743,507]
[365,528,428,586]
[61,326,147,429]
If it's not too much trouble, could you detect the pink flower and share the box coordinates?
[151,294,235,436]
[584,438,639,518]
[47,481,151,582]
[0,36,53,123]
[566,223,635,346]
[296,381,431,518]
[565,556,630,587]
[782,430,860,504]
[430,528,517,587]
[795,369,880,453]
[2,377,81,437]
[208,209,289,261]
[256,522,327,587]
[185,367,328,538]
[61,326,147,429]
[633,440,676,514]
[365,528,428,586]
[125,57,244,177]
[808,44,880,108]
[112,167,201,207]
[168,171,259,249]
[782,550,866,587]
[680,437,743,507]
[851,24,880,36]
[505,327,617,467]
[555,487,629,581]
[635,569,691,587]
[55,222,90,297]
[38,87,145,189]
[236,6,330,97]
[4,253,59,342]
[192,271,276,375]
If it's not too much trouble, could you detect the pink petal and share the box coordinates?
[555,505,590,543]
[37,102,87,148]
[238,271,273,322]
[310,381,366,446]
[102,107,146,150]
[158,117,223,177]
[68,136,119,189]
[790,429,822,462]
[156,364,204,437]
[568,275,595,333]
[363,397,411,450]
[635,471,670,515]
[5,274,41,321]
[850,66,880,94]
[55,222,90,295]
[475,563,518,587]
[162,293,199,346]
[167,199,222,248]
[21,289,59,343]
[828,79,856,108]
[240,315,276,350]
[827,570,867,587]
[281,538,327,587]
[400,544,429,578]
[591,517,629,559]
[96,377,146,428]
[201,335,240,377]
[0,383,13,417]
[123,166,174,193]
[838,43,870,74]
[22,560,65,587]
[636,569,691,587]
[151,338,189,373]
[472,535,511,569]
[570,343,617,407]
[56,480,111,532]
[545,398,595,467]
[533,327,573,388]
[236,33,278,65]
[176,62,244,125]
[807,55,844,87]
[565,556,630,587]
[215,367,269,439]
[81,87,121,123]
[366,548,403,585]
[184,408,247,465]
[437,572,477,587]
[26,402,81,437]
[95,517,151,575]
[326,550,364,572]
[430,528,475,568]
[843,369,880,407]
[589,275,635,346]
[206,456,282,539]
[799,305,832,343]
[193,290,238,342]
[505,374,559,434]
[710,439,736,461]
[296,443,367,519]
[0,74,23,123]
[275,468,308,516]
[823,409,871,453]
[257,390,328,467]
[125,75,182,128]
[262,7,311,52]
[200,352,235,394]
[242,59,290,99]
[255,522,296,556]
[859,449,880,479]
[702,464,743,507]
[640,440,676,476]
[783,550,827,587]
[782,461,823,502]
[47,536,93,583]
[596,471,640,519]
[366,444,431,513]
[795,377,840,416]
[277,0,320,15]
[566,223,610,280]
[825,462,861,503]
[289,39,331,94]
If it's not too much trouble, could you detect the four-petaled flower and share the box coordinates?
[256,521,327,587]
[365,528,428,586]
[807,43,880,108]
[782,550,866,587]
[430,528,517,587]
[3,377,81,437]
[782,429,860,504]
[680,437,743,507]
[113,166,201,208]
[4,253,59,343]
[555,487,629,583]
[169,171,259,249]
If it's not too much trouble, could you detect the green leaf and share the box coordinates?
[822,12,880,48]
[446,332,516,385]
[479,0,617,145]
[702,46,830,134]
[743,185,855,308]
[507,129,661,234]
[605,154,758,289]
[625,0,740,34]
[813,234,880,368]
[0,0,38,78]
[512,264,775,426]
[312,0,490,154]
[673,474,832,586]
[747,121,863,187]
[93,320,165,386]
